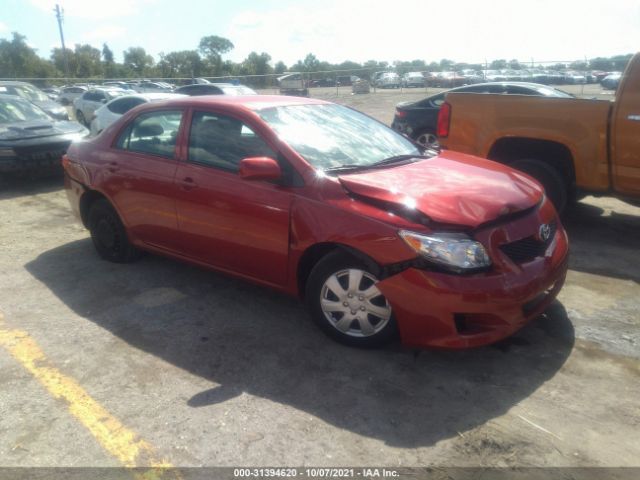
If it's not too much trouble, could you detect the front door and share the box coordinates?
[174,110,292,287]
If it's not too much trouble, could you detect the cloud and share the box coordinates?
[226,0,640,66]
[0,21,7,33]
[81,25,127,43]
[28,0,158,19]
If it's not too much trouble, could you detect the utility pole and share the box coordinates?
[54,4,70,79]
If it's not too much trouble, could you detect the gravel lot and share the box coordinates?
[0,85,638,474]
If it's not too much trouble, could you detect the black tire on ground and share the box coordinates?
[510,158,568,213]
[305,250,398,348]
[76,110,86,126]
[87,199,142,263]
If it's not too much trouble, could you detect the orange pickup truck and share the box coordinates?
[438,53,640,212]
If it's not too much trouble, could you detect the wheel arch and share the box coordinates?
[79,189,110,228]
[296,242,382,299]
[487,137,576,191]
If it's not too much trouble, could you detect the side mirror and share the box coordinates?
[239,157,282,181]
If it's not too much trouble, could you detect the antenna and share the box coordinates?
[54,4,70,79]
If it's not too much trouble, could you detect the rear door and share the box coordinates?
[611,56,640,196]
[173,109,292,286]
[103,109,184,251]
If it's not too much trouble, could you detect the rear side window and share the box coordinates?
[116,110,183,159]
[108,97,144,114]
[188,111,275,172]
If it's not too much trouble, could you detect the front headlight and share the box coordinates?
[399,230,491,272]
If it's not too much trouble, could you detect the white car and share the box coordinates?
[73,88,129,126]
[133,81,174,93]
[57,85,87,106]
[89,92,186,135]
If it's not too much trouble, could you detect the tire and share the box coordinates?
[87,199,141,263]
[510,158,567,213]
[413,129,439,149]
[305,251,397,348]
[76,110,86,126]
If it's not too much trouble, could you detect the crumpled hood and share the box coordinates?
[338,151,543,228]
[0,120,85,141]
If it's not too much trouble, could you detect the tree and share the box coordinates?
[102,43,116,78]
[302,53,320,72]
[274,61,287,74]
[74,44,102,77]
[490,59,507,69]
[123,47,154,76]
[198,35,233,75]
[163,50,203,77]
[0,32,53,78]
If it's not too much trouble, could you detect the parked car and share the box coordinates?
[103,81,136,91]
[62,94,568,349]
[41,87,61,100]
[133,81,174,93]
[401,72,425,88]
[0,81,69,120]
[438,52,640,213]
[563,71,586,84]
[175,83,257,96]
[392,82,573,149]
[90,93,186,135]
[57,86,88,106]
[601,72,622,90]
[277,73,308,97]
[352,79,371,94]
[0,95,87,174]
[374,72,401,89]
[73,88,129,126]
[433,71,466,88]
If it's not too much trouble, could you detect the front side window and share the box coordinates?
[258,104,420,171]
[188,111,275,172]
[116,110,182,158]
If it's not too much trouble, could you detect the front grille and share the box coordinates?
[500,221,557,264]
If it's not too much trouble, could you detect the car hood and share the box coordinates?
[32,99,66,112]
[0,119,86,142]
[337,151,543,228]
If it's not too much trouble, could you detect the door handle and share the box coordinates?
[180,177,198,191]
[107,161,119,173]
[627,114,640,121]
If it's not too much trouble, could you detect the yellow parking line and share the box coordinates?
[0,312,180,479]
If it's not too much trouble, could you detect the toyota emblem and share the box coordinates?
[539,223,551,242]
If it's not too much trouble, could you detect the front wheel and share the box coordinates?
[88,199,142,263]
[306,251,397,348]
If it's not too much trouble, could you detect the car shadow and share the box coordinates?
[0,171,64,200]
[25,239,574,448]
[563,202,640,283]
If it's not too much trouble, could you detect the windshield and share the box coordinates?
[258,104,420,171]
[0,96,51,123]
[13,84,50,102]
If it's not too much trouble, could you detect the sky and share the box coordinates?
[1,0,639,67]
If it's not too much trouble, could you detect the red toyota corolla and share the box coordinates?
[63,95,568,349]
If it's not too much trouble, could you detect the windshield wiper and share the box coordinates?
[369,154,431,168]
[323,154,432,175]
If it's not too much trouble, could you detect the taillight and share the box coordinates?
[395,109,407,119]
[437,102,451,138]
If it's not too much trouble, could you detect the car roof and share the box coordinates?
[148,94,329,112]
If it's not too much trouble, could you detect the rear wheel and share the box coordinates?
[511,158,567,213]
[88,199,141,263]
[306,251,397,348]
[414,129,439,149]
